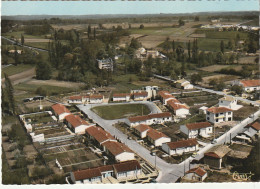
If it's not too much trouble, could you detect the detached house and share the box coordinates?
[97,58,113,71]
[158,91,175,105]
[127,112,172,127]
[162,139,199,155]
[219,96,241,110]
[175,79,194,89]
[85,126,116,146]
[180,122,213,138]
[183,167,207,182]
[133,91,148,101]
[206,107,233,124]
[64,114,94,134]
[51,104,71,121]
[89,95,104,104]
[101,141,135,162]
[113,93,130,102]
[146,129,171,147]
[237,79,260,92]
[133,124,151,138]
[68,96,83,104]
[167,99,190,117]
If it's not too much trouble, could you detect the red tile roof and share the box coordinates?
[166,139,198,150]
[204,152,221,159]
[186,122,212,130]
[73,167,101,181]
[69,96,82,100]
[102,141,133,156]
[250,122,260,131]
[90,95,103,99]
[207,107,232,113]
[168,100,189,110]
[51,104,71,115]
[113,93,130,97]
[134,124,151,133]
[133,91,148,97]
[85,127,115,144]
[147,129,169,140]
[240,80,260,87]
[186,167,207,177]
[113,160,141,173]
[129,112,171,123]
[158,90,175,100]
[65,114,89,128]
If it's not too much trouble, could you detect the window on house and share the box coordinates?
[228,112,231,115]
[216,113,219,117]
[216,119,218,122]
[207,117,209,120]
[207,112,210,115]
[228,117,232,121]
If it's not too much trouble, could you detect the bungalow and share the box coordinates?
[206,107,233,124]
[51,104,71,121]
[147,129,171,147]
[218,96,241,110]
[204,145,231,169]
[162,139,198,155]
[158,91,175,105]
[180,122,213,138]
[175,79,194,89]
[85,126,116,146]
[64,114,94,134]
[89,95,104,104]
[133,124,151,138]
[68,96,83,104]
[127,112,172,127]
[101,141,135,162]
[113,93,130,102]
[183,167,207,182]
[237,79,260,92]
[133,91,148,101]
[70,160,142,184]
[167,100,189,117]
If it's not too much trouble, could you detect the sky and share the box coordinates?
[1,0,259,16]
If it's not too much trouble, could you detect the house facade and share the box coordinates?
[51,104,71,121]
[133,124,151,138]
[183,167,207,182]
[133,91,148,101]
[89,95,104,104]
[180,122,213,138]
[218,96,240,110]
[206,107,233,124]
[113,93,130,102]
[97,58,113,71]
[64,114,94,134]
[68,96,83,104]
[146,129,171,146]
[162,139,198,155]
[167,99,189,117]
[237,79,260,92]
[175,79,194,89]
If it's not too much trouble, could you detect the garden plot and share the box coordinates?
[34,127,70,139]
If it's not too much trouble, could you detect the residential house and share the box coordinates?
[219,96,241,110]
[127,112,172,127]
[180,122,213,138]
[206,107,233,124]
[175,79,194,89]
[162,139,198,155]
[68,96,83,104]
[204,145,231,169]
[70,160,141,184]
[113,93,130,102]
[132,91,148,101]
[183,167,207,182]
[89,95,104,104]
[237,79,260,92]
[167,99,189,117]
[146,129,171,147]
[64,114,94,134]
[236,121,260,143]
[101,141,135,162]
[51,104,71,121]
[133,124,151,138]
[158,90,175,105]
[97,58,113,71]
[85,126,116,146]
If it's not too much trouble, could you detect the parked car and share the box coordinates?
[23,98,33,102]
[33,96,44,101]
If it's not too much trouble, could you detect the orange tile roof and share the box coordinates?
[51,104,71,115]
[204,152,221,159]
[133,91,148,97]
[113,160,141,173]
[102,141,133,156]
[69,96,82,100]
[240,80,260,87]
[168,100,189,110]
[129,112,171,123]
[186,167,207,177]
[73,167,101,181]
[207,107,232,113]
[85,127,115,143]
[90,95,103,99]
[65,114,89,128]
[134,124,151,133]
[147,129,169,140]
[186,122,212,130]
[166,139,198,150]
[113,93,130,97]
[250,122,260,131]
[158,90,175,100]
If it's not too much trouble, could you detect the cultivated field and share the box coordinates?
[2,64,35,78]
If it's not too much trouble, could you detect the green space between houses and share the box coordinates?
[91,104,150,120]
[2,64,35,78]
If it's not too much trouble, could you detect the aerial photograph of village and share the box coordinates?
[1,0,260,185]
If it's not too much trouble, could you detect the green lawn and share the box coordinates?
[25,42,49,50]
[112,74,140,92]
[91,104,150,120]
[2,64,35,78]
[2,31,47,40]
[194,30,248,40]
[129,27,183,36]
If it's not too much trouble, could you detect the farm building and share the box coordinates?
[70,160,141,184]
[175,79,194,89]
[127,112,172,127]
[182,167,207,182]
[146,129,171,147]
[162,139,198,155]
[180,122,213,138]
[204,145,231,169]
[206,107,233,124]
[85,126,116,146]
[101,141,135,162]
[113,93,130,102]
[233,79,260,92]
[51,104,71,121]
[132,91,148,101]
[167,99,190,117]
[97,58,113,71]
[64,114,95,134]
[133,124,151,138]
[218,96,242,110]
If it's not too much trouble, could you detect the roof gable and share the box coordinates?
[166,139,198,150]
[52,104,71,115]
[186,122,212,130]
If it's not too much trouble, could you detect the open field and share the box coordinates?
[2,64,35,78]
[202,74,240,84]
[27,79,85,89]
[194,30,248,40]
[199,65,242,72]
[2,31,47,40]
[91,104,150,120]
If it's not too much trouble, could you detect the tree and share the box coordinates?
[4,73,16,114]
[14,46,19,66]
[129,38,141,49]
[194,16,200,21]
[220,40,225,54]
[190,73,202,84]
[35,87,47,96]
[21,34,24,45]
[163,37,171,53]
[88,25,91,39]
[178,18,185,26]
[188,40,191,62]
[231,85,243,95]
[36,62,52,80]
[209,79,217,87]
[139,24,144,29]
[93,27,96,40]
[216,81,226,91]
[172,40,175,52]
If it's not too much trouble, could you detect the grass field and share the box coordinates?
[111,74,140,92]
[2,31,47,40]
[194,30,248,40]
[2,64,35,78]
[91,104,150,120]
